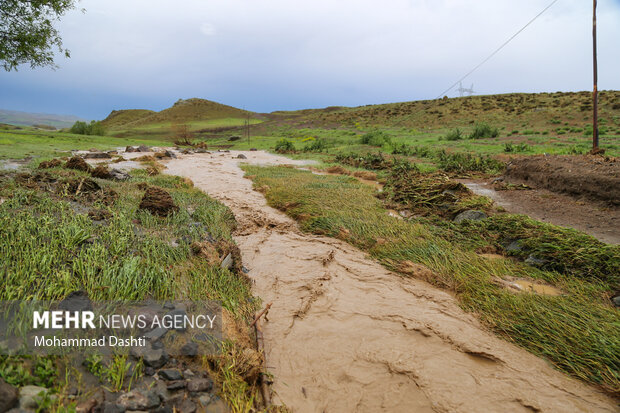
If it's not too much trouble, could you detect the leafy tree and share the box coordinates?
[70,120,87,134]
[70,120,105,136]
[0,0,79,71]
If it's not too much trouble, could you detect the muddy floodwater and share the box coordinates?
[165,151,616,412]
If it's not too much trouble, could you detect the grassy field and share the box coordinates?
[205,124,620,159]
[0,128,171,160]
[0,161,263,411]
[243,164,620,396]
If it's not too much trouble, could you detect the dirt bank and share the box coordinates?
[461,180,620,244]
[165,151,616,413]
[505,155,620,205]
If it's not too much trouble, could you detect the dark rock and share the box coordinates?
[249,148,258,151]
[164,150,177,159]
[65,156,91,172]
[98,402,125,413]
[196,393,211,407]
[152,408,173,413]
[159,369,183,381]
[115,390,160,410]
[151,341,164,350]
[187,378,213,393]
[129,345,147,359]
[178,400,196,413]
[137,145,151,153]
[144,327,168,341]
[139,187,179,217]
[143,348,168,369]
[453,210,487,223]
[0,379,18,412]
[166,309,187,332]
[59,290,92,312]
[84,152,112,159]
[125,146,137,153]
[144,367,156,376]
[228,136,241,141]
[109,169,130,181]
[166,381,185,391]
[180,342,198,357]
[195,148,207,154]
[100,402,126,413]
[612,295,620,307]
[525,254,547,268]
[236,154,247,159]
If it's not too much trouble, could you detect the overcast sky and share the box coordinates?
[1,0,619,120]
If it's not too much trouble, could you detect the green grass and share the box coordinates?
[242,165,620,395]
[0,165,262,410]
[0,128,170,160]
[203,125,620,159]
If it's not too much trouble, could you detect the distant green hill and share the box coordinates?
[102,98,256,130]
[0,108,86,129]
[265,91,620,131]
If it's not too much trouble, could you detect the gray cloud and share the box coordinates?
[1,0,619,118]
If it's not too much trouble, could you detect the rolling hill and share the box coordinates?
[102,98,256,130]
[0,108,87,129]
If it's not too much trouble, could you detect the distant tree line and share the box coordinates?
[70,120,105,136]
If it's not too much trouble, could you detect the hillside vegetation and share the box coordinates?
[103,98,257,130]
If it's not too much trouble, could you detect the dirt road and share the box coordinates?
[165,151,617,413]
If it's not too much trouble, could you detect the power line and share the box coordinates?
[435,0,559,99]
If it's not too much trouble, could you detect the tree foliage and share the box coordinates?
[0,0,78,71]
[70,120,105,136]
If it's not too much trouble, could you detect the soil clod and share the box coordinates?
[65,156,91,172]
[139,186,179,217]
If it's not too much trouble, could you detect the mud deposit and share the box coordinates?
[165,151,616,413]
[505,155,620,205]
[462,181,620,244]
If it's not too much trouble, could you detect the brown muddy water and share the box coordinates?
[165,151,616,413]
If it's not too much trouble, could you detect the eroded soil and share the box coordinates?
[504,155,620,205]
[461,180,620,245]
[165,151,617,413]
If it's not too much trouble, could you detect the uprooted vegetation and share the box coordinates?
[243,164,620,396]
[0,165,268,411]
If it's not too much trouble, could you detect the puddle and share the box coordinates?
[511,280,562,296]
[387,209,403,219]
[1,159,31,171]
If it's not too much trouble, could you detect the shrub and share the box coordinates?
[360,131,391,146]
[468,123,499,139]
[444,128,463,141]
[503,142,531,153]
[274,139,296,153]
[70,120,105,136]
[438,151,505,174]
[303,138,329,152]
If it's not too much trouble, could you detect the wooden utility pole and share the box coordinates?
[592,0,599,150]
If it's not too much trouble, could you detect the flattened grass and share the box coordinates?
[243,165,620,395]
[0,168,253,314]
